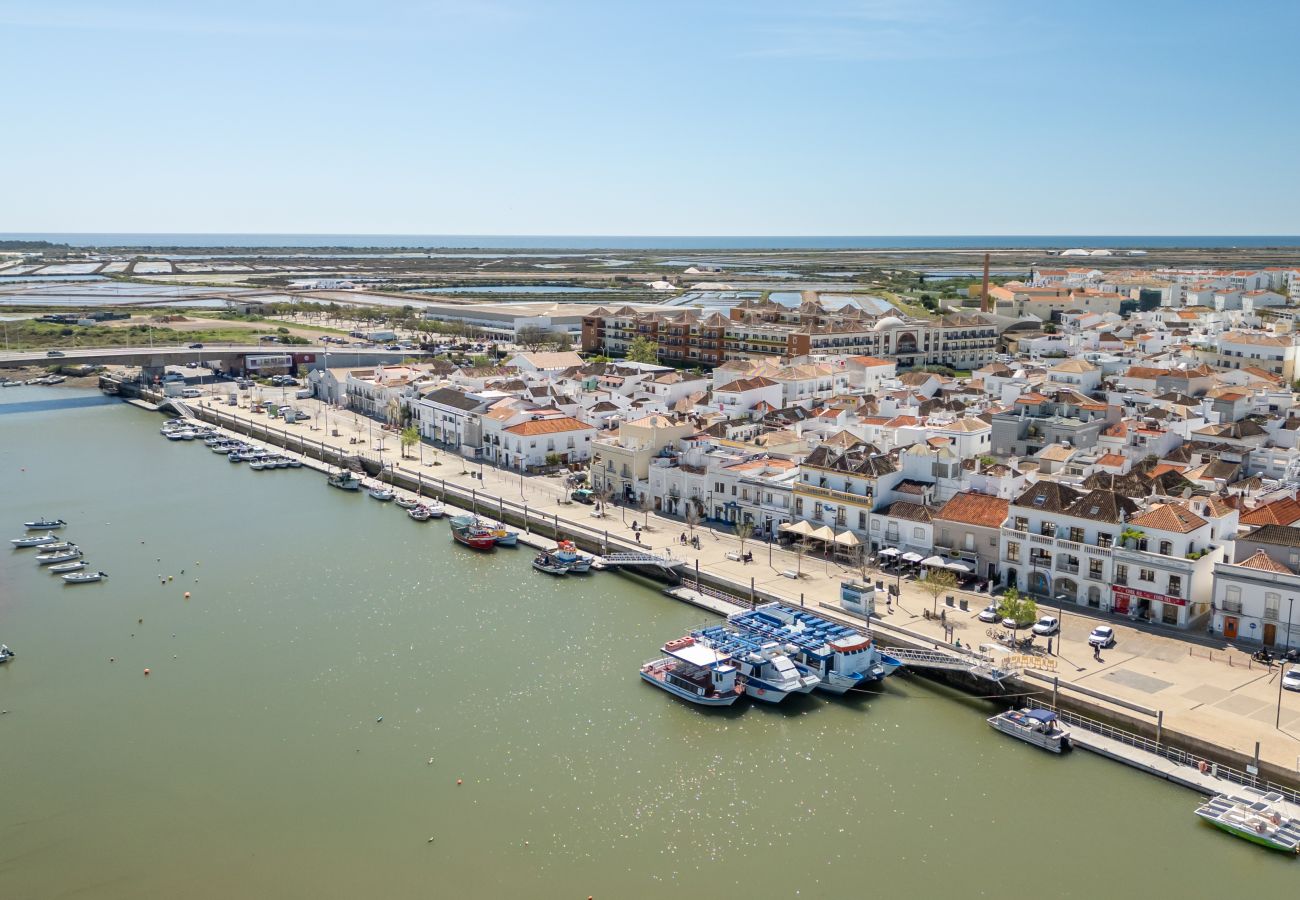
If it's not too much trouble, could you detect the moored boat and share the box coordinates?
[408,505,433,521]
[11,532,59,548]
[395,497,420,509]
[36,548,83,565]
[987,708,1072,753]
[327,471,363,491]
[485,521,519,547]
[423,500,445,518]
[640,636,743,707]
[0,644,14,664]
[62,570,108,584]
[553,539,591,572]
[23,518,66,529]
[728,603,890,694]
[692,625,820,702]
[1195,790,1300,853]
[532,552,570,575]
[449,515,496,551]
[48,560,87,573]
[368,487,395,501]
[38,541,76,552]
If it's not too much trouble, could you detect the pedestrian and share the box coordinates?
[680,532,686,545]
[1047,638,1053,656]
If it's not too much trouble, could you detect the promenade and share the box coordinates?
[180,384,1300,776]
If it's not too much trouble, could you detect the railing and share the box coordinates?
[1055,562,1080,575]
[795,482,873,508]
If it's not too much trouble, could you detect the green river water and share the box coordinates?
[0,387,1295,898]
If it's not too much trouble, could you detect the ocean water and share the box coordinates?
[4,234,1300,250]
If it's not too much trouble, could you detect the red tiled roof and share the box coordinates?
[935,492,1009,529]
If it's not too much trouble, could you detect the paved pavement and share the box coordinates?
[181,384,1300,775]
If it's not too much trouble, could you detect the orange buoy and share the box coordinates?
[143,668,151,675]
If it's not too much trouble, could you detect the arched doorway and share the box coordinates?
[1054,578,1078,604]
[896,332,919,355]
[1028,570,1049,597]
[1087,585,1101,608]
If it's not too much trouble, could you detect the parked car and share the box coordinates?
[1002,616,1034,631]
[977,604,1000,623]
[1032,616,1060,636]
[1283,667,1300,693]
[188,342,204,349]
[46,349,65,357]
[1088,626,1116,648]
[570,488,595,505]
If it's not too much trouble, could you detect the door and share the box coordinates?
[1264,623,1277,646]
[1224,617,1238,640]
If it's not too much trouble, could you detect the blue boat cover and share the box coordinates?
[1025,709,1057,723]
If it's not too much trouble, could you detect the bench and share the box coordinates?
[781,569,800,580]
[725,550,742,562]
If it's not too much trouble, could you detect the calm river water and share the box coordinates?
[1,388,1295,897]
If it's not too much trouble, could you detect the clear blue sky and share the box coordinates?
[2,0,1297,235]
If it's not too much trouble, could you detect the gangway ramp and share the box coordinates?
[886,646,1016,683]
[602,551,685,576]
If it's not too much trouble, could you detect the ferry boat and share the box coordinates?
[63,570,108,584]
[987,707,1071,753]
[692,625,819,702]
[327,471,363,491]
[552,539,591,572]
[532,552,570,575]
[11,532,59,548]
[23,518,65,529]
[728,604,894,694]
[1195,789,1300,853]
[449,515,496,551]
[640,636,744,707]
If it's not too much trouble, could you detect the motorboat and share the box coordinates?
[532,552,570,575]
[408,505,434,521]
[1,380,21,387]
[641,637,743,707]
[552,539,591,572]
[327,471,363,491]
[987,708,1072,753]
[395,497,421,509]
[728,603,894,694]
[249,458,269,470]
[23,518,65,529]
[39,541,76,552]
[449,515,495,551]
[36,548,84,565]
[274,457,291,469]
[48,560,87,573]
[287,458,303,468]
[484,521,519,547]
[692,625,819,702]
[1195,789,1300,852]
[11,532,59,548]
[368,487,395,502]
[0,644,13,664]
[62,570,108,584]
[423,501,445,518]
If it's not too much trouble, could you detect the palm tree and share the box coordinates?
[734,521,755,557]
[400,425,420,459]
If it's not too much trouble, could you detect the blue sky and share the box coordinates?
[2,0,1297,235]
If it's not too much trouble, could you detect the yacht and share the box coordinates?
[640,637,743,707]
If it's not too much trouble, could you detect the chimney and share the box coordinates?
[981,253,992,313]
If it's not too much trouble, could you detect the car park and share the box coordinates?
[1088,626,1116,648]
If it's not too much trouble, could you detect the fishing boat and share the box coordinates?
[368,487,395,502]
[692,625,820,702]
[532,552,570,575]
[327,471,363,491]
[36,548,84,565]
[62,570,108,584]
[728,603,894,694]
[484,521,519,547]
[552,539,591,572]
[11,532,59,548]
[23,518,65,529]
[423,500,445,518]
[449,515,496,551]
[408,505,434,521]
[395,497,420,509]
[39,541,76,553]
[640,636,744,707]
[0,644,13,664]
[48,560,87,573]
[987,708,1072,753]
[1195,789,1300,853]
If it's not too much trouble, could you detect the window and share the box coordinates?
[1014,517,1028,531]
[715,482,725,493]
[1159,541,1172,556]
[1167,575,1182,598]
[858,511,867,530]
[912,526,924,539]
[1140,568,1155,583]
[1266,592,1281,620]
[1007,541,1021,562]
[1089,559,1103,580]
[1115,564,1128,585]
[1069,527,1085,543]
[870,519,880,531]
[1040,522,1056,537]
[795,498,803,515]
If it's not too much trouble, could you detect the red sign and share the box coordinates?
[1113,584,1185,607]
[293,353,317,364]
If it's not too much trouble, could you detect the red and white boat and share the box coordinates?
[449,515,495,551]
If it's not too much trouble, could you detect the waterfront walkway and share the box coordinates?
[164,386,1300,777]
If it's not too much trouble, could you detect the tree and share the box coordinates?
[516,325,549,350]
[626,336,658,364]
[544,452,563,468]
[550,331,573,352]
[636,493,653,530]
[996,588,1038,645]
[684,505,700,539]
[734,521,755,557]
[400,425,420,459]
[920,567,958,613]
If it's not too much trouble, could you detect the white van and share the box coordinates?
[181,388,203,398]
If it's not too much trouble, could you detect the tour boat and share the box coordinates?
[0,644,13,664]
[640,636,744,707]
[368,487,395,502]
[48,560,87,573]
[1195,790,1300,853]
[395,497,420,509]
[62,570,108,584]
[36,548,84,565]
[327,471,363,491]
[532,552,570,575]
[552,539,591,572]
[408,505,433,521]
[987,708,1072,753]
[449,515,496,551]
[692,625,820,702]
[23,518,65,529]
[11,532,59,547]
[728,603,892,694]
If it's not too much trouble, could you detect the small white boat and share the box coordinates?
[408,505,434,521]
[0,644,14,664]
[11,532,59,547]
[287,458,303,468]
[249,459,268,470]
[1,380,21,387]
[532,552,570,575]
[395,497,421,510]
[327,471,363,491]
[49,560,87,573]
[23,518,66,529]
[423,501,445,518]
[368,487,395,502]
[1195,789,1300,852]
[62,570,108,584]
[39,541,76,552]
[988,708,1072,753]
[36,548,84,565]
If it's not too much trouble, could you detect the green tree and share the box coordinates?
[920,567,958,613]
[544,452,563,468]
[734,521,755,557]
[996,588,1038,643]
[400,425,420,459]
[626,336,659,364]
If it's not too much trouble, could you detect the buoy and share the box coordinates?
[109,657,115,663]
[427,837,435,843]
[376,716,383,723]
[184,592,191,598]
[456,779,462,785]
[138,618,143,624]
[168,575,173,581]
[143,668,151,675]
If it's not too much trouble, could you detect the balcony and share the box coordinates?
[1055,560,1080,575]
[796,482,873,508]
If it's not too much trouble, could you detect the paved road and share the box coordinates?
[0,345,427,367]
